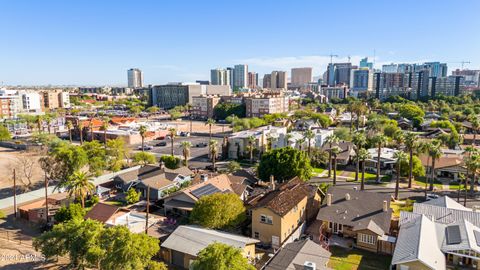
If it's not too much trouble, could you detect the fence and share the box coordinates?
[0,229,34,247]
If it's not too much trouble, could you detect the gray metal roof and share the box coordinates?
[265,239,331,270]
[161,225,259,257]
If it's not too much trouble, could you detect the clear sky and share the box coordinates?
[1,0,479,86]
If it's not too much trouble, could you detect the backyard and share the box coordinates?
[328,246,391,270]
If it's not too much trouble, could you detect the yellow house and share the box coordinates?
[249,178,320,249]
[160,225,259,269]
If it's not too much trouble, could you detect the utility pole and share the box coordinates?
[13,169,17,218]
[44,171,49,224]
[145,186,150,234]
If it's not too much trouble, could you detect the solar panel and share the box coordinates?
[191,184,221,199]
[474,231,480,247]
[446,225,461,245]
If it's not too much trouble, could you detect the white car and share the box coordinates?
[138,145,153,151]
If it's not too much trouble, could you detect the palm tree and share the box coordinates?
[101,117,110,145]
[465,149,480,195]
[44,115,52,134]
[168,128,176,156]
[470,116,480,145]
[284,133,293,147]
[66,171,95,208]
[139,125,147,152]
[325,134,339,178]
[209,140,218,171]
[370,134,387,183]
[427,140,442,191]
[304,129,315,157]
[296,138,306,151]
[404,132,418,188]
[357,148,370,190]
[36,115,43,133]
[463,146,477,205]
[352,132,367,182]
[181,141,192,167]
[206,118,216,140]
[331,146,341,186]
[393,151,408,200]
[66,120,73,143]
[247,135,256,163]
[78,121,84,145]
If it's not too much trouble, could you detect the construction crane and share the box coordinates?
[329,54,339,65]
[448,61,471,69]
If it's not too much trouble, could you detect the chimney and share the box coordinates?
[159,161,165,170]
[270,175,276,190]
[326,194,332,206]
[353,187,358,191]
[345,193,351,201]
[304,261,316,270]
[200,174,208,182]
[383,200,388,212]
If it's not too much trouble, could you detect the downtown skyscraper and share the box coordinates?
[127,68,143,88]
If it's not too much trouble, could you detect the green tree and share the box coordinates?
[54,203,86,223]
[0,125,11,141]
[352,132,367,182]
[66,171,95,208]
[258,147,313,182]
[399,155,425,178]
[101,117,110,146]
[191,243,255,270]
[82,140,108,176]
[160,155,180,169]
[356,148,370,190]
[370,134,387,183]
[246,135,256,163]
[125,188,141,204]
[168,128,176,156]
[325,134,339,178]
[303,129,315,157]
[133,152,157,165]
[227,161,241,173]
[404,132,419,188]
[190,193,246,229]
[181,141,192,167]
[333,127,351,141]
[209,139,218,171]
[426,140,442,191]
[106,138,128,172]
[213,103,246,120]
[399,104,425,127]
[393,151,408,200]
[66,120,73,143]
[331,146,341,185]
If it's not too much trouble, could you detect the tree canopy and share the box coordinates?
[0,125,11,141]
[190,193,246,229]
[191,243,255,270]
[257,147,313,182]
[213,103,246,120]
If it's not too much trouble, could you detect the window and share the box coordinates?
[254,232,259,239]
[358,233,376,245]
[260,215,273,225]
[293,205,298,213]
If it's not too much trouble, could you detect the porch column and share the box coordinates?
[454,173,458,181]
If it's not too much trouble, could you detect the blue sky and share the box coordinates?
[1,0,479,86]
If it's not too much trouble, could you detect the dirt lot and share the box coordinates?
[0,147,45,193]
[163,120,232,133]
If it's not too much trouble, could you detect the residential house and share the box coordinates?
[420,127,451,138]
[320,141,355,166]
[227,125,287,159]
[160,225,259,269]
[18,193,70,223]
[294,119,319,131]
[365,147,399,174]
[163,174,249,217]
[316,186,394,254]
[419,153,466,182]
[336,112,366,128]
[397,117,413,130]
[84,203,158,233]
[392,196,480,270]
[323,107,337,121]
[248,178,321,249]
[264,239,331,270]
[462,133,480,145]
[113,164,193,200]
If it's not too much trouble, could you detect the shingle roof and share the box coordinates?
[114,165,193,184]
[160,225,259,257]
[265,239,331,270]
[84,203,121,223]
[316,187,392,235]
[249,178,311,217]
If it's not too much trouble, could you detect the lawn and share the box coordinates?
[391,199,414,218]
[413,177,443,189]
[313,167,325,174]
[102,200,125,206]
[348,172,392,184]
[328,246,391,270]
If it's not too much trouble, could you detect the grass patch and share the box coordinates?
[391,199,414,218]
[328,246,391,270]
[313,167,325,174]
[103,200,125,206]
[414,177,443,189]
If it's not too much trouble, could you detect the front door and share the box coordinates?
[333,223,338,234]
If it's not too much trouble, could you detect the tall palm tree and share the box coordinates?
[296,138,306,151]
[304,129,315,157]
[325,134,339,178]
[284,133,293,147]
[470,116,480,145]
[404,132,418,188]
[393,151,408,200]
[247,135,256,163]
[101,117,110,146]
[331,146,341,186]
[168,128,176,156]
[66,171,95,208]
[139,125,148,152]
[181,141,192,167]
[36,115,43,133]
[209,140,218,171]
[66,120,73,143]
[463,146,477,205]
[427,140,442,191]
[45,115,52,134]
[352,132,367,181]
[78,121,84,145]
[357,148,370,191]
[371,134,387,183]
[206,118,216,140]
[465,149,480,195]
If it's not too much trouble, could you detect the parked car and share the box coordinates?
[195,142,208,147]
[426,193,440,201]
[138,145,153,150]
[180,132,190,137]
[155,141,167,147]
[156,136,165,140]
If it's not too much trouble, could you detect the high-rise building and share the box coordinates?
[248,72,258,89]
[210,69,231,86]
[359,57,373,70]
[263,74,271,89]
[350,68,373,95]
[420,62,448,78]
[191,95,221,119]
[233,64,248,89]
[270,71,287,89]
[291,67,313,87]
[334,63,353,86]
[127,68,143,88]
[430,76,465,97]
[373,72,410,100]
[326,63,335,86]
[452,69,480,87]
[382,64,399,73]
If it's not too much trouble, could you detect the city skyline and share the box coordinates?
[1,0,479,86]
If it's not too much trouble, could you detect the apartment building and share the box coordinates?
[291,67,312,87]
[149,83,230,109]
[245,93,289,118]
[43,90,71,109]
[191,95,220,119]
[320,85,348,100]
[0,96,16,119]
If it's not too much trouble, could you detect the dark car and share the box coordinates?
[156,136,165,140]
[195,142,208,147]
[155,141,167,147]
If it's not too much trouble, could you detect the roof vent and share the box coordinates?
[326,194,332,206]
[345,193,351,200]
[304,261,316,270]
[200,174,208,182]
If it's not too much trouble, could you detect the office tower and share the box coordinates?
[127,68,143,88]
[452,69,480,87]
[150,83,230,109]
[326,63,335,86]
[270,71,287,89]
[248,72,258,89]
[421,62,448,78]
[430,76,465,97]
[373,72,410,100]
[350,68,373,95]
[233,64,248,88]
[210,69,231,85]
[263,74,272,89]
[226,67,235,89]
[320,85,348,100]
[334,63,353,86]
[359,57,373,70]
[382,64,399,73]
[411,69,431,99]
[291,67,313,87]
